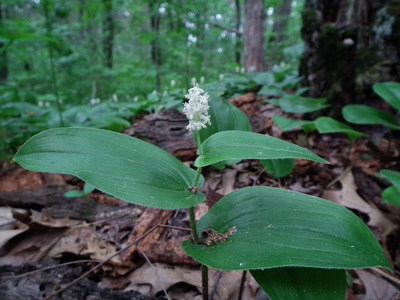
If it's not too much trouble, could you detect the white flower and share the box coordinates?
[191,77,196,85]
[170,80,176,87]
[183,83,211,132]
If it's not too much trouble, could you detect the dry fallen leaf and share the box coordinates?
[322,168,395,233]
[104,262,259,300]
[355,270,400,300]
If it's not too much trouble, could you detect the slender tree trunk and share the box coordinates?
[272,0,292,43]
[149,1,162,91]
[244,0,265,72]
[0,3,8,82]
[102,0,114,69]
[300,0,400,112]
[234,0,242,65]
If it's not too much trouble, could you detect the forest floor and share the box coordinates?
[0,94,399,300]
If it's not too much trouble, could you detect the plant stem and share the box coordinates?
[189,206,199,244]
[190,130,208,300]
[237,270,247,300]
[201,265,209,300]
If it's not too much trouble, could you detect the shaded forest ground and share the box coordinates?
[0,93,399,300]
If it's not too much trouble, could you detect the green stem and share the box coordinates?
[189,206,199,244]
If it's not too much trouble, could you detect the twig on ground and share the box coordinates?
[0,259,101,288]
[43,224,191,300]
[138,247,172,300]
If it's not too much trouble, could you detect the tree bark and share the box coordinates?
[272,0,292,44]
[300,0,400,111]
[0,3,8,82]
[244,0,265,72]
[102,0,114,69]
[234,0,242,65]
[149,1,162,91]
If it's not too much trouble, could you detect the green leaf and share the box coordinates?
[195,131,328,167]
[64,190,85,198]
[277,95,329,113]
[198,91,251,144]
[342,105,400,130]
[272,116,315,132]
[373,82,400,111]
[382,186,400,206]
[182,187,390,271]
[83,182,96,195]
[315,117,366,141]
[261,159,294,178]
[380,169,400,190]
[14,128,205,209]
[252,268,346,300]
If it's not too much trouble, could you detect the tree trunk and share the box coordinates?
[234,0,242,65]
[102,0,114,69]
[300,0,400,112]
[244,0,265,72]
[149,1,162,91]
[0,3,8,82]
[272,0,292,44]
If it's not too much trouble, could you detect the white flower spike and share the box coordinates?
[183,83,211,132]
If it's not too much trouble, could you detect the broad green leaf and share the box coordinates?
[198,91,251,144]
[195,131,328,167]
[342,105,400,130]
[272,116,315,132]
[373,82,400,111]
[380,169,400,190]
[182,187,390,271]
[14,128,205,209]
[252,268,346,300]
[382,186,400,206]
[64,190,85,198]
[315,117,366,141]
[278,95,329,113]
[261,159,294,178]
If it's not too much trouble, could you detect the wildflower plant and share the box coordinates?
[13,84,391,299]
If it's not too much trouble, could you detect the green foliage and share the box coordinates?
[182,186,391,270]
[270,94,329,113]
[261,158,295,179]
[315,117,366,141]
[342,105,400,130]
[272,116,316,132]
[195,130,328,168]
[380,169,400,206]
[14,127,205,209]
[373,82,400,111]
[342,82,400,131]
[64,182,95,198]
[252,268,346,300]
[198,90,251,145]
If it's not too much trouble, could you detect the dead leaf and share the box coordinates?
[356,270,400,300]
[105,262,259,300]
[322,169,395,232]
